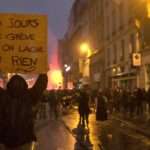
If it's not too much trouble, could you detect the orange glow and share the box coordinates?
[80,43,90,53]
[48,69,63,89]
[0,79,4,88]
[135,19,141,28]
[79,42,92,57]
[67,81,73,89]
[147,0,150,18]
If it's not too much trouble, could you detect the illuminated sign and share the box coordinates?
[132,53,141,66]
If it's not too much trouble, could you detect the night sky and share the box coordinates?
[0,0,74,38]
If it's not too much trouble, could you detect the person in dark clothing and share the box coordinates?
[78,90,90,128]
[0,74,48,150]
[146,88,150,113]
[128,91,136,117]
[96,91,107,121]
[135,88,144,116]
[120,89,129,115]
[48,90,59,120]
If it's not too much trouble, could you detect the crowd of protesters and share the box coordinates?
[36,86,150,129]
[92,87,150,119]
[43,89,75,120]
[41,88,91,127]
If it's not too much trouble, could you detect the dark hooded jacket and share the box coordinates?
[78,90,90,115]
[0,74,47,148]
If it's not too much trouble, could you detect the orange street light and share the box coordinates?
[79,42,91,57]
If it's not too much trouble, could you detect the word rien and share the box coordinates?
[12,56,37,67]
[7,18,39,28]
[1,44,43,52]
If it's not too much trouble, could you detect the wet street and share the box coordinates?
[61,109,108,150]
[36,119,76,150]
[34,107,110,150]
[34,105,150,150]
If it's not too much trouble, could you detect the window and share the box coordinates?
[119,2,124,29]
[113,44,117,64]
[106,16,110,40]
[107,48,110,66]
[130,34,136,53]
[105,0,109,8]
[112,9,116,35]
[120,39,125,61]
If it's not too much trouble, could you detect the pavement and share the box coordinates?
[109,112,150,150]
[33,104,150,150]
[34,105,107,150]
[59,108,150,150]
[36,119,76,150]
[61,109,102,150]
[34,104,76,150]
[111,111,150,138]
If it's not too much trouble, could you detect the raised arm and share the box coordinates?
[30,74,48,105]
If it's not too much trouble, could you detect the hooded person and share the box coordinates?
[96,90,108,121]
[78,90,90,127]
[0,74,48,150]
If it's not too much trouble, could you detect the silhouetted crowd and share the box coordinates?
[45,87,150,122]
[1,74,149,150]
[92,87,150,118]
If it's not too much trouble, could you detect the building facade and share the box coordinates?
[60,0,150,90]
[63,0,89,88]
[58,39,72,88]
[88,0,105,90]
[60,0,90,88]
[127,0,150,90]
[64,0,105,89]
[103,0,141,90]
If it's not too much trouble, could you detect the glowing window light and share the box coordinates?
[147,0,150,18]
[135,19,141,28]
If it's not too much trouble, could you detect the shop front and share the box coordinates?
[112,72,137,90]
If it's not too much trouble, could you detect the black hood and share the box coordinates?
[7,75,28,97]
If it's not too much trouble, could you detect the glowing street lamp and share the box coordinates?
[79,42,91,57]
[64,64,71,72]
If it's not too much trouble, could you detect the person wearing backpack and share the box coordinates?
[0,74,48,150]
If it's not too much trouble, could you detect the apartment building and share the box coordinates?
[130,0,150,90]
[59,0,90,88]
[88,0,105,90]
[65,0,105,89]
[103,0,140,90]
[61,0,150,90]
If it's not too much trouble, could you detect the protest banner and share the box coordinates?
[0,13,48,73]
